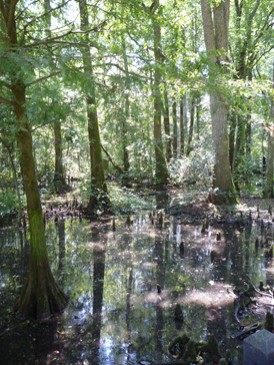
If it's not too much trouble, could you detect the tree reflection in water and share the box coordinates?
[0,213,273,365]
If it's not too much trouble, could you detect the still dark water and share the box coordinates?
[0,211,273,365]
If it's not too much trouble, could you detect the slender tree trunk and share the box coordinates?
[1,140,23,227]
[229,111,236,171]
[152,1,169,186]
[187,96,195,156]
[91,233,106,360]
[163,90,172,161]
[264,65,274,198]
[78,0,108,213]
[196,95,201,138]
[172,101,178,158]
[179,96,185,155]
[53,120,67,193]
[121,37,130,175]
[234,114,246,190]
[201,0,236,204]
[44,0,67,194]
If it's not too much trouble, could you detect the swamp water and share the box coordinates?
[0,212,273,365]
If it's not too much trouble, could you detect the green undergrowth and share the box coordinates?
[108,184,154,214]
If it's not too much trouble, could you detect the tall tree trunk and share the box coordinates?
[163,90,172,161]
[201,0,237,204]
[44,0,67,194]
[152,0,169,186]
[196,95,201,138]
[91,233,106,361]
[187,96,195,156]
[78,0,108,213]
[172,101,178,158]
[121,37,130,175]
[264,65,274,198]
[53,120,67,194]
[229,111,236,171]
[0,1,68,319]
[13,82,68,319]
[232,1,260,189]
[179,96,185,155]
[234,113,246,190]
[1,140,23,227]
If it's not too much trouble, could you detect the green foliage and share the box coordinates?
[0,190,20,219]
[169,136,214,188]
[109,184,153,214]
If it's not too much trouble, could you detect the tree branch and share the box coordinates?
[7,0,18,37]
[249,0,260,22]
[23,27,100,49]
[101,143,124,174]
[0,0,8,24]
[0,95,14,106]
[26,70,61,87]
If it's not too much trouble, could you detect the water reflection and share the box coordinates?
[91,230,106,364]
[0,214,273,365]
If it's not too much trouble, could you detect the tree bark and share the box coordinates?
[1,139,23,227]
[187,95,195,156]
[172,101,178,158]
[264,65,274,198]
[152,0,169,187]
[121,37,130,175]
[13,82,68,319]
[78,0,109,213]
[0,1,68,319]
[44,0,67,194]
[179,96,185,155]
[53,120,68,194]
[201,0,237,204]
[163,90,172,161]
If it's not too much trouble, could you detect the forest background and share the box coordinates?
[0,0,273,319]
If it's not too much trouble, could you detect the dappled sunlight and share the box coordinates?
[265,265,274,275]
[180,282,237,308]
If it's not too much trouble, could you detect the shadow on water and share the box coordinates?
[0,208,273,365]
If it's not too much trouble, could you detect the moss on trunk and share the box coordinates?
[13,82,68,319]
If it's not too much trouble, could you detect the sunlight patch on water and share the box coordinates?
[181,282,236,308]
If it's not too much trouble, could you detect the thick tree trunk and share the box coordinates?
[201,0,237,204]
[209,93,236,203]
[0,0,68,319]
[13,82,68,319]
[153,1,169,186]
[79,0,108,213]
